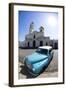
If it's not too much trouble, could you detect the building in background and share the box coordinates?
[19,22,58,49]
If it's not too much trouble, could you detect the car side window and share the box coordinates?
[49,49,52,54]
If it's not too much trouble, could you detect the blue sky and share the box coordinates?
[18,11,58,41]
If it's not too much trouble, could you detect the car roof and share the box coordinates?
[38,46,52,50]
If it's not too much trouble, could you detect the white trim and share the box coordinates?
[39,46,52,50]
[13,5,63,85]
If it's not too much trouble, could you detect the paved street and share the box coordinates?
[18,48,58,79]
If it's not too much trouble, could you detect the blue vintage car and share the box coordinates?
[25,46,54,76]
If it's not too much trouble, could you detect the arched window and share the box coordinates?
[34,35,35,38]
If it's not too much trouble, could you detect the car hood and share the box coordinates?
[26,52,48,63]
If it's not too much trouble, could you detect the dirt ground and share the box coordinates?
[18,48,58,79]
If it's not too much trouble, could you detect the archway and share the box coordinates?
[40,41,43,46]
[46,42,48,46]
[33,40,36,48]
[54,42,58,49]
[28,42,29,47]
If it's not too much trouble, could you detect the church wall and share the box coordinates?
[42,38,49,46]
[36,32,44,38]
[29,41,33,47]
[36,40,39,47]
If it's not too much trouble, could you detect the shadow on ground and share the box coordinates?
[19,63,50,79]
[19,64,36,78]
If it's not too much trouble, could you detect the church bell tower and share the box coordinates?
[29,22,34,33]
[39,26,44,36]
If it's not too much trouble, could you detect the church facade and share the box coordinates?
[19,22,58,49]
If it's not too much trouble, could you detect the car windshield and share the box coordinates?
[36,48,48,55]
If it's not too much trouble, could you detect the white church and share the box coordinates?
[19,22,58,49]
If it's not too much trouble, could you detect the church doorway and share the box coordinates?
[40,41,43,46]
[46,42,48,46]
[33,40,36,48]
